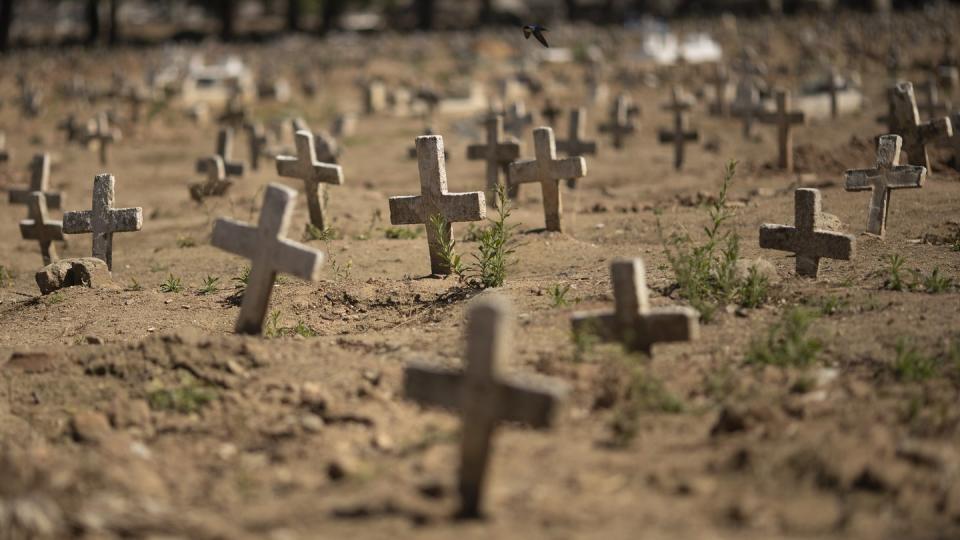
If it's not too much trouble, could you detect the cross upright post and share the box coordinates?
[890,81,954,170]
[508,127,587,232]
[89,113,121,166]
[599,93,636,149]
[758,89,805,172]
[8,153,64,210]
[657,87,699,171]
[556,108,598,189]
[19,192,64,265]
[276,130,344,231]
[843,135,925,237]
[63,174,143,271]
[466,114,522,205]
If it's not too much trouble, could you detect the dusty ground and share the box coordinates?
[1,9,960,540]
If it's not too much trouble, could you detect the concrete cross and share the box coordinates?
[404,296,567,519]
[843,135,925,237]
[197,127,245,177]
[190,155,232,202]
[556,108,598,189]
[731,80,761,139]
[914,78,950,120]
[276,130,344,231]
[19,192,64,265]
[211,183,325,335]
[57,114,85,143]
[244,122,269,171]
[890,81,954,170]
[657,87,699,171]
[825,69,841,119]
[389,135,486,275]
[88,113,121,166]
[290,117,340,164]
[571,258,699,354]
[759,188,855,279]
[508,127,586,232]
[8,153,64,211]
[408,127,449,161]
[63,174,143,271]
[599,93,636,149]
[540,98,562,127]
[503,101,533,138]
[758,89,805,172]
[707,64,730,116]
[466,114,521,204]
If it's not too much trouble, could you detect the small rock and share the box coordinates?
[300,414,324,433]
[362,369,381,386]
[371,433,394,451]
[164,299,172,305]
[300,382,329,413]
[327,455,360,481]
[35,258,112,295]
[819,212,844,232]
[85,335,104,345]
[71,411,112,444]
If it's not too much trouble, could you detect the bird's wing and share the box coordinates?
[523,26,532,39]
[534,29,549,48]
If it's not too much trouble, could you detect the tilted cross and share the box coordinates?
[571,258,699,354]
[540,99,562,127]
[88,113,121,166]
[8,153,64,211]
[212,183,326,335]
[556,108,598,189]
[509,127,586,232]
[63,174,143,271]
[758,89,805,172]
[19,192,64,265]
[890,81,953,170]
[276,130,344,231]
[190,155,232,202]
[404,296,567,518]
[466,114,521,204]
[843,135,925,237]
[389,135,486,275]
[657,87,699,171]
[759,188,855,279]
[707,64,730,116]
[599,93,637,149]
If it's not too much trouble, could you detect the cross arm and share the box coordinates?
[811,230,855,260]
[9,191,63,209]
[571,311,618,342]
[211,218,258,259]
[63,210,93,234]
[273,238,325,281]
[843,168,879,191]
[917,117,953,142]
[885,165,926,188]
[495,378,567,428]
[465,144,487,160]
[404,363,463,410]
[758,224,797,252]
[20,219,64,241]
[439,192,486,222]
[551,157,587,179]
[508,159,539,186]
[556,140,598,155]
[643,307,700,343]
[312,162,344,186]
[389,196,424,225]
[109,208,144,233]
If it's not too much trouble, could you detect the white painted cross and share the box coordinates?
[508,127,586,232]
[571,258,699,354]
[389,135,486,275]
[843,135,925,237]
[8,153,64,211]
[276,130,344,231]
[63,174,143,271]
[19,192,64,265]
[404,296,567,518]
[211,183,326,335]
[890,81,954,170]
[759,188,855,279]
[466,114,521,204]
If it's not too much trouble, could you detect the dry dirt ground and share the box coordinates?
[1,10,960,540]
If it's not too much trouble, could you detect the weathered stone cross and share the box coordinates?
[404,296,567,518]
[190,155,232,202]
[466,114,521,204]
[657,87,699,171]
[843,135,925,237]
[88,113,121,166]
[758,89,805,172]
[212,183,326,335]
[276,130,344,231]
[759,188,855,279]
[63,174,143,271]
[914,78,950,120]
[8,153,64,211]
[19,192,64,265]
[890,81,954,170]
[556,108,598,189]
[572,258,699,354]
[389,135,486,275]
[509,127,586,232]
[197,127,244,178]
[599,93,637,149]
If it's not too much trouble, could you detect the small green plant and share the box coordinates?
[0,265,12,287]
[44,292,65,305]
[737,266,769,309]
[891,338,940,382]
[232,266,251,293]
[384,226,422,240]
[609,362,684,448]
[882,254,908,291]
[430,213,465,277]
[176,235,197,248]
[264,309,283,338]
[746,307,822,368]
[197,275,220,295]
[159,274,183,293]
[292,320,317,338]
[548,283,572,307]
[126,278,143,292]
[146,375,217,414]
[919,267,953,293]
[304,224,340,242]
[463,185,517,289]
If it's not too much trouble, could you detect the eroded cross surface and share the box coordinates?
[556,108,598,189]
[211,183,326,335]
[657,87,699,171]
[197,127,245,177]
[759,188,855,278]
[88,113,121,166]
[844,135,925,237]
[509,127,586,232]
[389,135,485,275]
[572,258,699,354]
[190,155,232,202]
[758,89,805,172]
[276,130,344,231]
[404,296,567,518]
[890,81,953,170]
[599,93,637,149]
[63,174,143,271]
[8,153,64,211]
[19,192,64,265]
[466,114,521,204]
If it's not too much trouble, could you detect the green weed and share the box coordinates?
[176,235,197,248]
[159,274,183,293]
[146,375,217,414]
[384,226,422,240]
[0,265,13,287]
[197,275,220,295]
[232,266,251,293]
[126,278,143,292]
[463,185,517,289]
[919,267,954,293]
[548,283,572,307]
[891,338,941,382]
[304,224,340,242]
[882,254,908,291]
[430,213,465,277]
[292,320,317,338]
[44,292,65,305]
[149,261,169,273]
[264,309,283,338]
[746,307,821,368]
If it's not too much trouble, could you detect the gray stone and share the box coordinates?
[276,130,344,230]
[844,135,925,237]
[35,257,111,295]
[63,174,143,271]
[890,81,953,170]
[509,127,586,232]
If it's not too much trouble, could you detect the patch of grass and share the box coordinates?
[44,292,65,305]
[232,266,251,294]
[146,375,217,414]
[657,161,767,321]
[609,361,684,448]
[304,223,341,242]
[0,265,13,287]
[197,275,220,295]
[159,274,183,293]
[430,213,465,277]
[126,278,143,292]
[746,307,821,368]
[149,261,169,273]
[463,185,517,289]
[291,320,317,338]
[264,309,283,338]
[802,295,848,316]
[384,226,421,240]
[918,267,954,294]
[881,256,955,293]
[548,283,572,307]
[881,254,908,291]
[176,235,197,248]
[891,338,941,382]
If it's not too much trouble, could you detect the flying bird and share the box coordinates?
[522,24,549,48]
